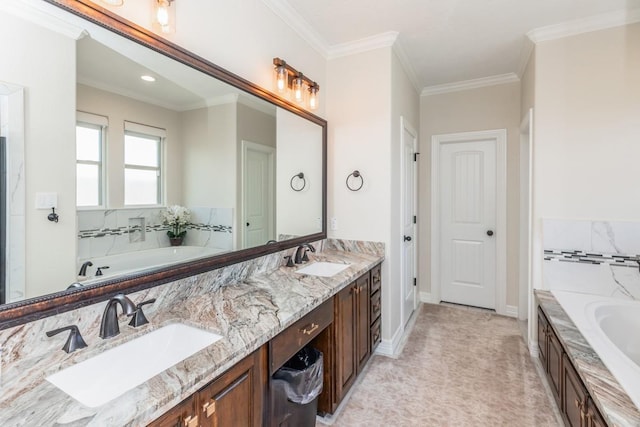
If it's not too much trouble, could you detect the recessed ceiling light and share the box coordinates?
[141,75,156,82]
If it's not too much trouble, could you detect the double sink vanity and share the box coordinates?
[0,240,384,425]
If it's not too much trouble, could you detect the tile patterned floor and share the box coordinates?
[321,303,561,427]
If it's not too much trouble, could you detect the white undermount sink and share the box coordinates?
[46,323,222,408]
[296,262,350,277]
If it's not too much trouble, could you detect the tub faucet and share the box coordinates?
[78,261,93,276]
[294,243,316,264]
[99,293,136,339]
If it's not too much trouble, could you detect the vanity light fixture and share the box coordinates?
[153,0,175,34]
[273,58,320,110]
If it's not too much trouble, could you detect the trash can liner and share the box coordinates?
[273,348,323,405]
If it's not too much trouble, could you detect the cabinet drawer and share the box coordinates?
[270,298,333,373]
[371,317,381,350]
[370,290,381,323]
[370,264,382,295]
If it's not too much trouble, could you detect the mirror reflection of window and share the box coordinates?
[123,121,165,206]
[76,112,107,208]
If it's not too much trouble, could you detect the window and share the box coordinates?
[124,121,164,206]
[76,112,107,208]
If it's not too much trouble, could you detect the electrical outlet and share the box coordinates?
[330,217,338,231]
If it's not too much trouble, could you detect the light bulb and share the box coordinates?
[276,66,287,93]
[293,75,304,103]
[156,3,170,26]
[308,85,319,110]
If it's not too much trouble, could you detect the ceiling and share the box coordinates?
[274,0,640,90]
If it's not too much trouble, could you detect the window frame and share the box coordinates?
[76,112,107,210]
[123,122,165,207]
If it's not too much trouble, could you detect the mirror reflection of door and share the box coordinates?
[241,140,276,248]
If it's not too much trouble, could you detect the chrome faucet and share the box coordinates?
[294,243,316,264]
[99,294,136,339]
[78,261,93,276]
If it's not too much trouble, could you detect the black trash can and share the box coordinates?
[272,346,323,427]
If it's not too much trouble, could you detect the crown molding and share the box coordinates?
[421,73,520,97]
[392,40,422,94]
[516,37,535,78]
[0,0,87,40]
[327,31,398,59]
[527,8,640,43]
[261,0,330,58]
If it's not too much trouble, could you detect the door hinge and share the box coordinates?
[414,152,420,162]
[413,278,417,287]
[413,215,417,224]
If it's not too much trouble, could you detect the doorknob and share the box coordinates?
[404,236,412,242]
[246,222,250,227]
[486,230,494,236]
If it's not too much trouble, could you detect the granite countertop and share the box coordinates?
[0,248,383,426]
[536,290,640,427]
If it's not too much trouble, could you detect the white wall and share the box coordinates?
[0,10,76,298]
[327,46,420,349]
[420,82,522,307]
[531,23,640,291]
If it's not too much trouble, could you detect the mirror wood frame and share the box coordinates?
[0,0,327,330]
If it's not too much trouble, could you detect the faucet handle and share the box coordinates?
[284,255,295,267]
[46,325,88,353]
[128,299,156,328]
[301,249,311,262]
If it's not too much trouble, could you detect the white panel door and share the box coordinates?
[401,119,417,327]
[242,141,275,248]
[440,140,496,309]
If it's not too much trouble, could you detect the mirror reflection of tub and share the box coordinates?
[76,246,227,283]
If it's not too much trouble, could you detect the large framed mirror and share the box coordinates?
[0,0,326,328]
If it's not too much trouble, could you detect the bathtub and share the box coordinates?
[78,246,228,281]
[552,290,640,410]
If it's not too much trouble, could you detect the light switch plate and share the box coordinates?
[330,217,338,231]
[35,192,57,209]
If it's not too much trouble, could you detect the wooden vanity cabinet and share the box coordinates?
[334,271,371,404]
[537,306,608,427]
[148,346,266,427]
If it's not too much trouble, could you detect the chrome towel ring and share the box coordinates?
[346,170,364,191]
[290,172,306,191]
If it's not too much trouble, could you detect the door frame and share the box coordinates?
[400,116,418,327]
[430,129,508,315]
[240,140,276,248]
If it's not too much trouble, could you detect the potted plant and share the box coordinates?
[162,205,191,246]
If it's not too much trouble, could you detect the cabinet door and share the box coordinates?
[537,307,548,370]
[198,348,265,427]
[148,396,197,427]
[562,353,588,427]
[335,283,357,402]
[355,273,371,372]
[548,327,563,406]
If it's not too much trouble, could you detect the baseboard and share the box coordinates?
[374,322,403,357]
[505,305,518,318]
[419,292,436,303]
[529,341,540,357]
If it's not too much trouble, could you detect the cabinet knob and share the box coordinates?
[301,322,319,335]
[184,415,199,427]
[202,399,216,418]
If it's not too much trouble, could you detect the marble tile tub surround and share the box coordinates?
[543,219,640,298]
[0,239,384,426]
[536,291,640,426]
[77,207,234,263]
